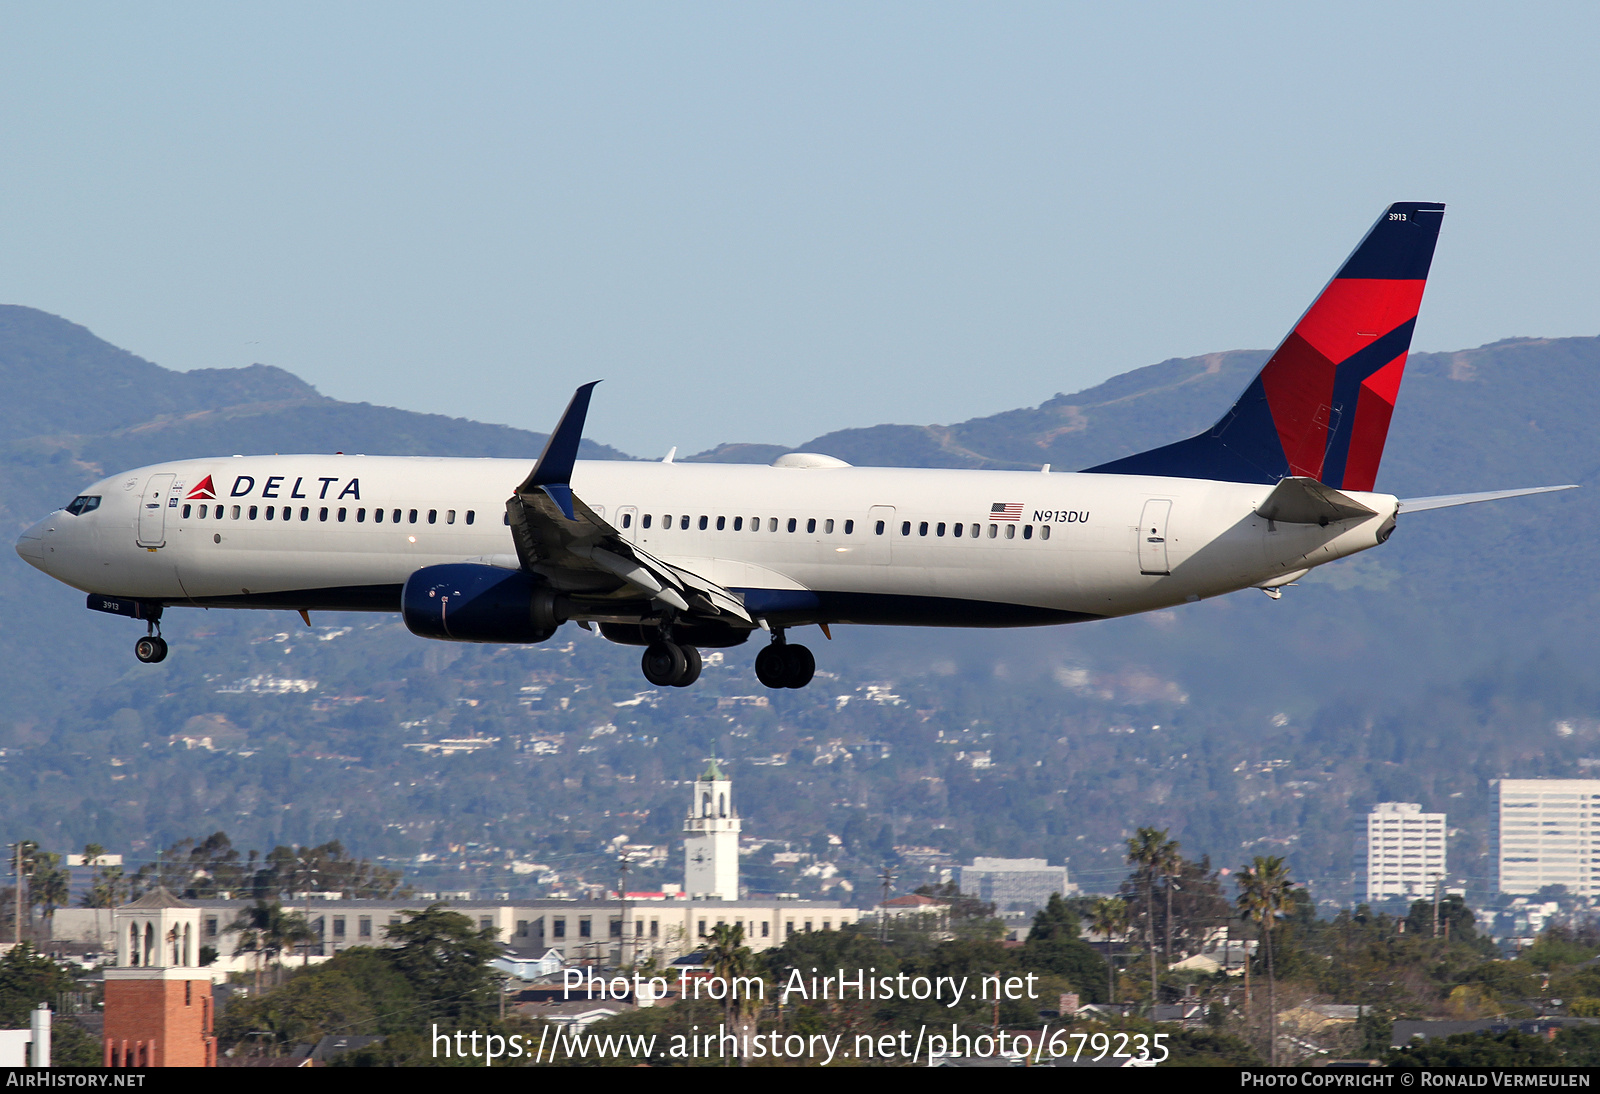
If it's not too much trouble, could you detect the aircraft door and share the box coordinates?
[867,505,895,565]
[1138,499,1172,576]
[616,506,639,543]
[137,474,176,548]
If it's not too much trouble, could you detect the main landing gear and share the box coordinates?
[755,634,814,690]
[641,640,703,688]
[134,619,168,664]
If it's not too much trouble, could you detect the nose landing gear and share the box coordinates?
[755,633,814,689]
[134,619,168,664]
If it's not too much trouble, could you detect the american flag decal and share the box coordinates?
[989,502,1023,521]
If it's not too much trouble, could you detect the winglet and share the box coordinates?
[518,382,600,520]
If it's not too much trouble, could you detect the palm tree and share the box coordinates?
[705,923,752,1032]
[1126,827,1173,1002]
[229,901,315,989]
[1237,855,1295,1066]
[1088,897,1129,1004]
[1157,837,1183,967]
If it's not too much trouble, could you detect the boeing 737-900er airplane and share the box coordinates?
[14,202,1578,689]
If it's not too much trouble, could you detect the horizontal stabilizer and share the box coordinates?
[1258,476,1378,525]
[1399,484,1579,513]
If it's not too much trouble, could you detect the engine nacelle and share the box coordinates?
[402,564,564,644]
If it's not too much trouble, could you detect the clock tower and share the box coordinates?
[684,757,740,899]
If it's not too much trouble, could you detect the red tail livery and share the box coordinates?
[1087,202,1445,489]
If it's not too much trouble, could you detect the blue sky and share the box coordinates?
[3,3,1596,455]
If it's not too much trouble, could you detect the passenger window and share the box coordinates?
[357,508,366,522]
[1040,525,1051,540]
[699,516,708,530]
[953,522,962,538]
[768,517,778,532]
[844,520,854,534]
[988,523,998,539]
[664,515,672,529]
[447,510,456,525]
[409,510,418,524]
[197,504,208,518]
[806,518,816,533]
[1023,524,1033,539]
[466,511,475,525]
[622,513,632,529]
[338,508,347,522]
[875,520,884,535]
[374,508,383,523]
[680,515,689,530]
[319,507,329,521]
[824,519,834,533]
[936,522,945,537]
[901,521,910,536]
[428,510,438,524]
[970,523,979,538]
[716,516,725,530]
[232,506,241,519]
[248,506,258,520]
[919,521,928,536]
[182,504,192,519]
[787,518,797,533]
[1005,524,1016,539]
[733,516,743,531]
[643,514,652,529]
[264,506,274,519]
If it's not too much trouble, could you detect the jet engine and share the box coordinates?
[401,564,565,644]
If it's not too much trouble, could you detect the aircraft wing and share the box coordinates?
[1399,484,1579,513]
[505,384,753,626]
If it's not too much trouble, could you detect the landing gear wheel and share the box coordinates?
[755,644,788,689]
[782,643,815,688]
[672,645,703,688]
[641,641,688,687]
[756,642,815,688]
[134,636,168,664]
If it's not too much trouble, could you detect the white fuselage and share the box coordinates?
[16,454,1398,630]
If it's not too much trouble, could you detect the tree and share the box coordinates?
[1157,837,1184,966]
[705,922,755,1030]
[1029,893,1080,942]
[383,904,502,1023]
[28,854,69,934]
[78,844,127,909]
[1126,827,1177,1001]
[1237,856,1295,1066]
[229,902,315,990]
[1089,896,1130,1004]
[0,944,101,1066]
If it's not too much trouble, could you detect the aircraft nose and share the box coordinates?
[15,518,51,569]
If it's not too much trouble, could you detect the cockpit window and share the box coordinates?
[65,495,101,516]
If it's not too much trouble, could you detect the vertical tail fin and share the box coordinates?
[1085,202,1445,490]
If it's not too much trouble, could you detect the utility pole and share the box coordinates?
[877,865,896,943]
[13,843,21,946]
[617,856,630,969]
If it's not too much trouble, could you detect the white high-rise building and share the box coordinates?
[1492,779,1600,896]
[1362,802,1447,902]
[684,758,740,899]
